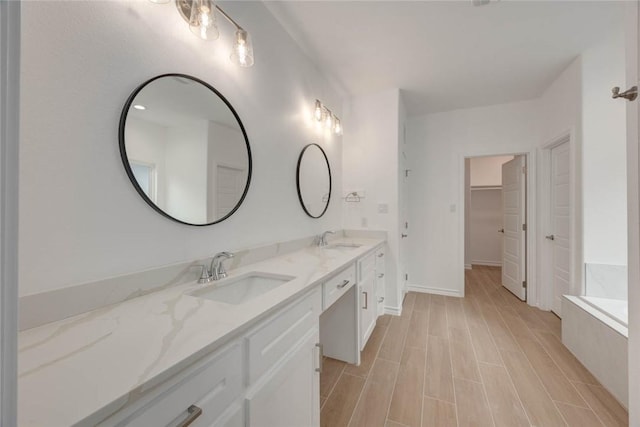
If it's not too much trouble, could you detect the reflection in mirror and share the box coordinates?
[119,74,251,226]
[296,143,331,218]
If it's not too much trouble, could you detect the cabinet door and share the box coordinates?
[246,329,320,427]
[359,275,376,350]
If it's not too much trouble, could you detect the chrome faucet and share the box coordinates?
[197,264,213,284]
[210,252,234,280]
[317,230,335,247]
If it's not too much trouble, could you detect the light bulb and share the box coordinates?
[230,29,254,67]
[189,0,219,41]
[314,100,323,122]
[334,118,342,135]
[325,109,333,129]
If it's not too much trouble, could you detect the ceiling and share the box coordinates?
[265,1,625,115]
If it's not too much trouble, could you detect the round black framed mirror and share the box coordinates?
[296,143,331,218]
[119,74,252,226]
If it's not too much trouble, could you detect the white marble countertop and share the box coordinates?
[18,237,385,427]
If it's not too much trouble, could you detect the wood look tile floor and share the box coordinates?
[319,266,629,427]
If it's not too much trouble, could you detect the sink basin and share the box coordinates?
[190,272,295,305]
[323,243,363,250]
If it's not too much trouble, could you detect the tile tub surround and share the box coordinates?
[19,230,386,330]
[562,295,628,409]
[585,263,628,301]
[18,236,385,427]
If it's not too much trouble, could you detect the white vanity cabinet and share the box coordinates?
[375,248,386,316]
[358,253,377,350]
[245,288,322,427]
[99,288,322,427]
[98,341,245,427]
[245,329,320,427]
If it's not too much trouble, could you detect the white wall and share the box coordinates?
[0,0,21,423]
[342,89,402,311]
[469,156,514,187]
[165,121,208,224]
[19,1,343,296]
[537,58,583,304]
[407,99,540,297]
[582,28,627,266]
[407,58,582,303]
[470,189,503,266]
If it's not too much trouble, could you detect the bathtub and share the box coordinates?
[562,295,628,409]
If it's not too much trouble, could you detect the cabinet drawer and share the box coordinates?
[322,263,356,310]
[358,253,376,281]
[246,288,321,385]
[108,342,243,427]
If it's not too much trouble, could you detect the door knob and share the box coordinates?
[545,235,555,241]
[612,86,638,101]
[498,228,504,233]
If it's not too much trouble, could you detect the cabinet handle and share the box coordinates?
[363,291,368,309]
[378,273,384,278]
[378,297,384,303]
[337,279,349,289]
[377,253,384,258]
[315,343,323,373]
[177,405,202,427]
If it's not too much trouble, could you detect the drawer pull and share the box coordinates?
[316,343,323,373]
[337,279,350,289]
[377,253,384,258]
[378,273,385,278]
[378,297,385,303]
[363,291,368,309]
[177,405,202,427]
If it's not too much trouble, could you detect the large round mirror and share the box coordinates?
[296,143,331,218]
[119,74,252,226]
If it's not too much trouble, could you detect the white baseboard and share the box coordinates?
[464,264,472,270]
[384,305,402,316]
[471,260,502,267]
[407,284,463,298]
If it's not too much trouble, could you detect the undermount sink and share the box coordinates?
[323,243,363,250]
[190,272,295,305]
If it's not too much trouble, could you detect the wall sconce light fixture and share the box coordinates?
[314,99,342,135]
[152,0,255,68]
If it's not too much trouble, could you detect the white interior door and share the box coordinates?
[215,165,244,218]
[501,156,527,300]
[549,142,571,316]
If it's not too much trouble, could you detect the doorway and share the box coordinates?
[464,154,528,301]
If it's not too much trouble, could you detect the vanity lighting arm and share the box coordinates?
[215,5,243,30]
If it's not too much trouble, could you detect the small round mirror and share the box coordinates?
[119,74,252,226]
[296,143,331,218]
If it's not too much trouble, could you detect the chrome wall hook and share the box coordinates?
[612,86,638,101]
